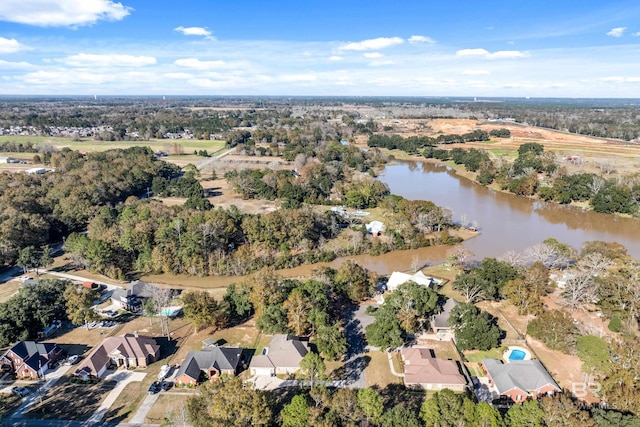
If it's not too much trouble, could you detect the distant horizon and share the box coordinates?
[1,1,640,97]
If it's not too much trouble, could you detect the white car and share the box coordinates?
[65,355,79,365]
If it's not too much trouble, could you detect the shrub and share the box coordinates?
[608,316,622,332]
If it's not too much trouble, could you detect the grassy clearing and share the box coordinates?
[24,376,116,421]
[463,347,504,363]
[0,135,225,154]
[365,350,403,388]
[0,280,21,303]
[145,394,191,425]
[0,393,22,419]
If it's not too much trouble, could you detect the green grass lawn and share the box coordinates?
[463,347,504,363]
[0,135,225,154]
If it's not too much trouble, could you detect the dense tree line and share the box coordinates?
[184,377,640,427]
[0,147,178,267]
[0,280,68,347]
[368,130,490,153]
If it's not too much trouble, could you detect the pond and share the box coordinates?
[377,160,640,260]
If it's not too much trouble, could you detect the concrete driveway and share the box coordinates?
[86,370,146,425]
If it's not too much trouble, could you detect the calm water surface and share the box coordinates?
[378,161,640,260]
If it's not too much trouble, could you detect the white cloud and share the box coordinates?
[174,58,226,70]
[607,27,626,37]
[339,37,404,51]
[60,53,156,67]
[600,76,640,83]
[278,73,317,82]
[456,48,527,59]
[363,52,383,58]
[633,32,640,37]
[163,72,194,79]
[460,69,490,75]
[174,26,215,40]
[0,0,131,27]
[328,55,344,61]
[0,59,35,69]
[408,35,435,44]
[368,59,394,67]
[0,37,27,54]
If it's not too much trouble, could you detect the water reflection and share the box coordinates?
[378,161,640,259]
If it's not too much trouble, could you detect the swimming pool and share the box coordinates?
[509,349,527,361]
[503,346,532,363]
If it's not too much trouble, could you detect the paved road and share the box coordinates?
[341,302,377,389]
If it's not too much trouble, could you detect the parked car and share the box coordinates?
[65,355,79,365]
[12,386,29,397]
[160,381,173,392]
[148,381,161,394]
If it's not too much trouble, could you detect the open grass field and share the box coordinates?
[144,393,191,426]
[24,376,116,421]
[0,279,21,303]
[376,118,640,176]
[365,350,403,388]
[0,135,226,154]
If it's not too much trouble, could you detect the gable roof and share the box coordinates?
[401,347,466,386]
[4,341,60,372]
[112,280,158,301]
[249,334,309,370]
[176,347,243,381]
[483,359,560,394]
[387,271,441,291]
[432,298,460,329]
[75,334,159,376]
[8,341,58,361]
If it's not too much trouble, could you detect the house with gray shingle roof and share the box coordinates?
[482,358,560,403]
[175,347,243,386]
[431,298,459,334]
[249,334,309,376]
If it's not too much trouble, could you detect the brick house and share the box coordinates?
[0,341,64,379]
[175,347,243,386]
[401,347,467,391]
[483,359,561,403]
[74,333,160,379]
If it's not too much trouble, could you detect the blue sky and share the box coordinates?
[1,0,640,97]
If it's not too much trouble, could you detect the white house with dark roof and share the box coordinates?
[386,271,442,292]
[249,334,309,376]
[482,358,561,403]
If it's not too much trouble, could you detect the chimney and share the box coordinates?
[134,331,138,338]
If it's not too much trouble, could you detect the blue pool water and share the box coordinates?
[509,350,527,361]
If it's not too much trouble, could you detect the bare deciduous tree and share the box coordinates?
[561,272,598,311]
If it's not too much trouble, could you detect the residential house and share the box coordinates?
[74,333,160,379]
[431,298,459,335]
[366,221,385,235]
[0,341,64,379]
[482,359,561,403]
[249,334,309,376]
[110,280,158,311]
[386,271,442,292]
[175,347,243,386]
[401,347,467,391]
